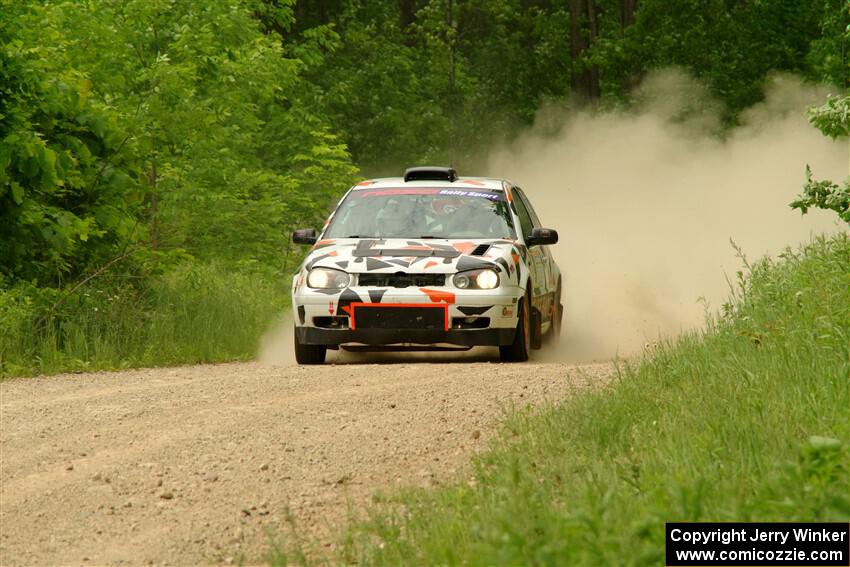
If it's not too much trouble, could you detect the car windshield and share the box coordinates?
[323,188,517,239]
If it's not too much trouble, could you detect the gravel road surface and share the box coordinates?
[0,358,611,566]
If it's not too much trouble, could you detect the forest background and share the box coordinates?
[1,0,847,376]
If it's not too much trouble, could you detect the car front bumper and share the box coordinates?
[292,285,523,347]
[295,326,516,346]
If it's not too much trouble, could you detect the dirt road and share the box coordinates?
[0,357,611,566]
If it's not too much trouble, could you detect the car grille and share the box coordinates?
[352,305,447,330]
[357,273,446,287]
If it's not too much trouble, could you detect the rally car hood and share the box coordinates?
[302,237,525,277]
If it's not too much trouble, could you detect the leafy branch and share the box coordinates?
[791,166,850,224]
[807,94,850,139]
[791,94,850,225]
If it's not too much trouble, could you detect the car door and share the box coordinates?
[511,188,548,293]
[513,187,555,319]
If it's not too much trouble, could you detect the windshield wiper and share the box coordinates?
[418,235,440,239]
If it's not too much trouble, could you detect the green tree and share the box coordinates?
[593,0,834,116]
[790,3,849,225]
[288,0,574,171]
[17,0,357,267]
[0,2,140,285]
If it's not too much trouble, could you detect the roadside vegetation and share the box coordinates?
[0,265,287,376]
[271,231,850,566]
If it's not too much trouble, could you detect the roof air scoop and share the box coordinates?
[403,166,457,183]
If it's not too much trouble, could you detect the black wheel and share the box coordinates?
[547,279,563,343]
[294,327,326,365]
[500,291,530,362]
[530,306,543,350]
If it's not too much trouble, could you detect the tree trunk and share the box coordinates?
[567,0,600,103]
[618,0,641,91]
[149,158,159,251]
[585,0,600,101]
[620,0,637,29]
[400,0,417,29]
[446,0,457,164]
[447,0,455,94]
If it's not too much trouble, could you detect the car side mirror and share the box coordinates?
[526,227,558,247]
[292,228,318,245]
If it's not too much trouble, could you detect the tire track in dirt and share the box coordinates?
[0,359,611,566]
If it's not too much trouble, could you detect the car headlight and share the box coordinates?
[453,268,500,290]
[307,268,350,289]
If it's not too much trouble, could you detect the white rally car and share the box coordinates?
[291,167,562,364]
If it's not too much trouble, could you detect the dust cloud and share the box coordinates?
[258,313,296,365]
[490,71,846,361]
[260,72,845,366]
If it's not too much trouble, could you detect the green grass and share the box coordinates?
[271,233,850,565]
[0,262,288,378]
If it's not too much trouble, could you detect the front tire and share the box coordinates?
[294,327,326,365]
[500,294,530,363]
[547,279,563,343]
